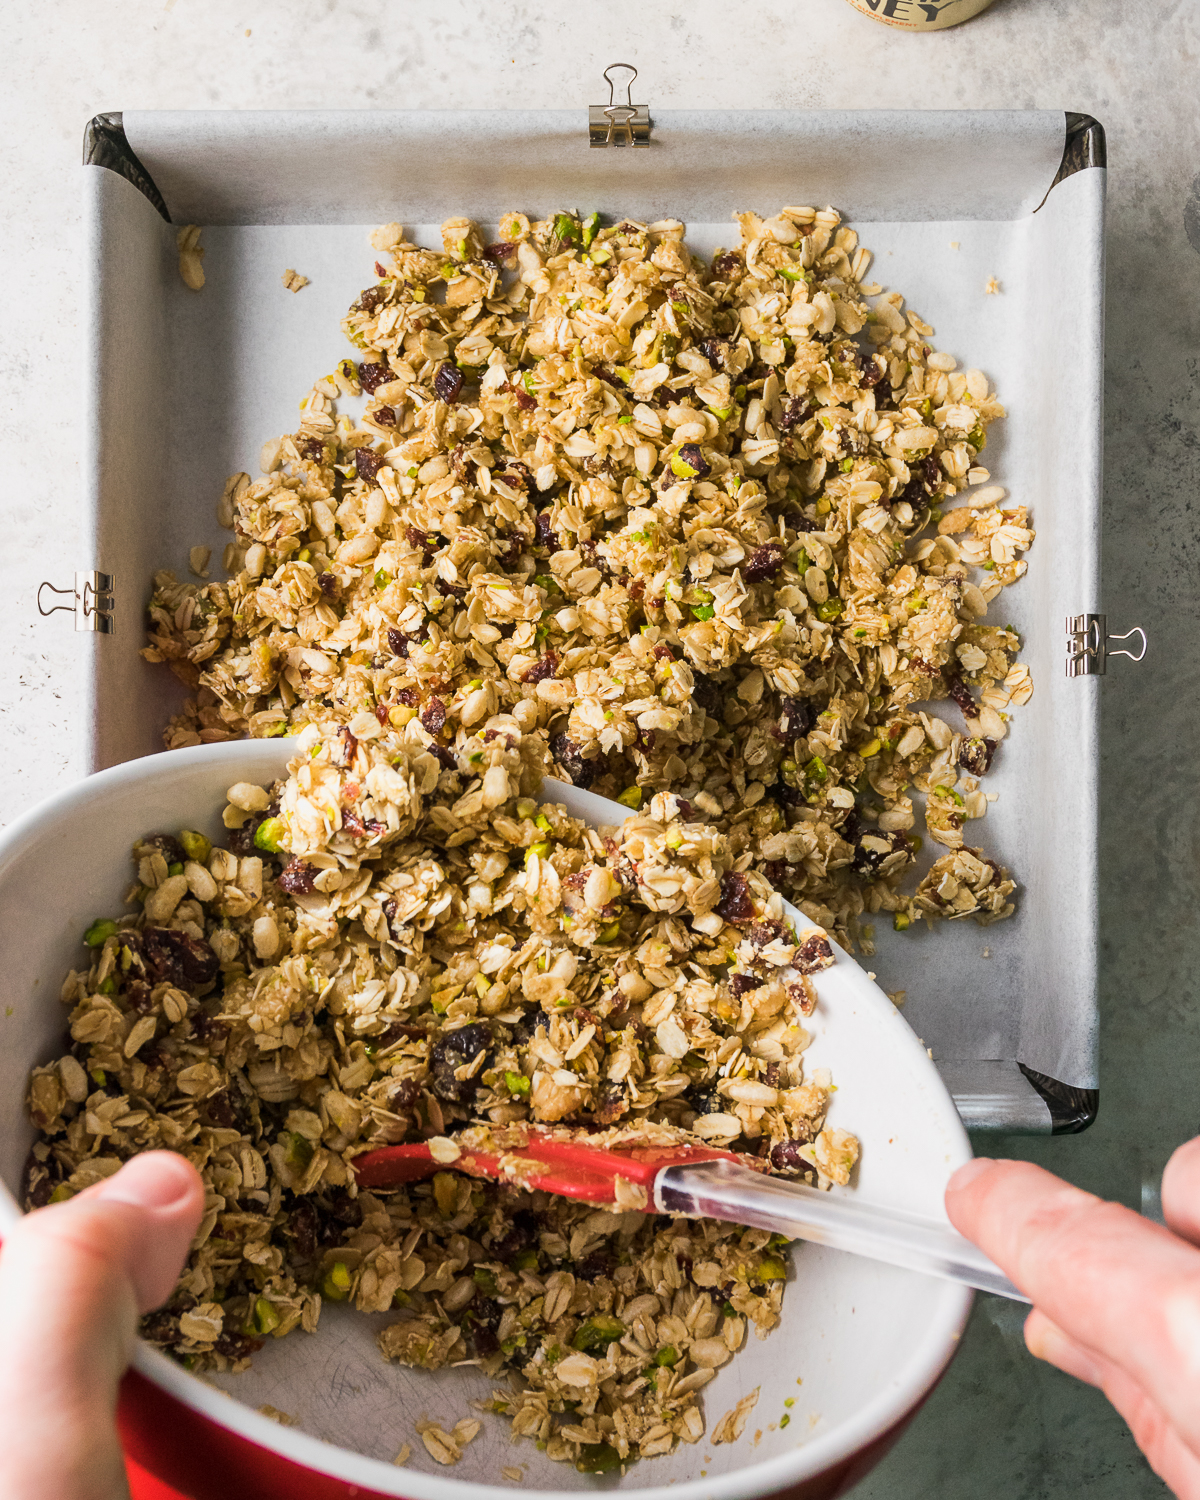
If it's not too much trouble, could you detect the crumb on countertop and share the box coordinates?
[282,268,310,292]
[985,277,1001,294]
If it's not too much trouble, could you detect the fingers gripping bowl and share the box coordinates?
[0,741,971,1500]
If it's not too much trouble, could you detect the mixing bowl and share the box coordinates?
[0,741,972,1499]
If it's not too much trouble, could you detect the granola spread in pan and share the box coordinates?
[144,206,1030,946]
[25,726,854,1469]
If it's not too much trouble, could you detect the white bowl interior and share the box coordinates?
[0,742,971,1499]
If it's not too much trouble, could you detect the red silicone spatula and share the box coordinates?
[350,1134,1025,1301]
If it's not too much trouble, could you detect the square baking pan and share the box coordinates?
[64,97,1112,1133]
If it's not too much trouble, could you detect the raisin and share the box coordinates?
[278,859,317,894]
[386,627,409,658]
[691,673,722,715]
[299,437,325,463]
[795,934,835,974]
[510,384,537,411]
[431,745,458,771]
[594,1081,627,1125]
[697,337,726,367]
[201,1089,237,1128]
[484,241,518,265]
[428,1022,493,1102]
[687,1086,725,1116]
[510,1009,547,1047]
[141,927,219,987]
[777,397,812,432]
[318,572,341,601]
[576,1248,616,1280]
[958,736,997,777]
[326,1189,363,1228]
[521,651,559,684]
[215,1331,264,1360]
[356,286,387,315]
[744,543,786,583]
[762,859,789,887]
[492,1208,539,1263]
[779,695,815,739]
[192,1012,229,1048]
[373,405,397,427]
[420,696,447,734]
[549,732,597,789]
[946,672,978,720]
[387,1077,421,1111]
[355,446,383,481]
[357,360,392,393]
[286,1199,319,1260]
[140,1311,182,1347]
[715,871,754,923]
[141,834,186,866]
[922,453,943,489]
[730,973,763,997]
[750,920,785,948]
[713,250,743,277]
[125,979,154,1014]
[434,363,464,404]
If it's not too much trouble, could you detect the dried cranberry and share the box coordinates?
[576,1248,616,1280]
[744,543,786,584]
[715,871,754,923]
[860,357,885,390]
[795,934,835,974]
[675,443,710,478]
[358,361,393,393]
[192,1012,229,1048]
[492,1208,539,1264]
[959,736,997,777]
[335,726,358,767]
[713,251,743,278]
[730,973,763,997]
[141,928,219,988]
[356,286,387,315]
[779,696,815,739]
[140,1311,182,1347]
[436,578,466,601]
[521,651,559,684]
[750,920,785,948]
[355,447,384,481]
[299,437,325,463]
[318,572,340,600]
[946,672,978,721]
[375,701,390,727]
[387,1077,421,1112]
[484,241,518,265]
[495,533,523,571]
[434,363,464,405]
[431,745,457,771]
[278,859,317,895]
[769,1136,813,1173]
[534,511,559,552]
[420,697,447,734]
[373,405,397,427]
[549,732,597,789]
[393,687,418,707]
[215,1332,263,1360]
[386,629,409,658]
[326,1189,363,1228]
[428,1022,493,1103]
[762,859,789,887]
[652,644,674,661]
[509,385,537,412]
[594,1081,628,1125]
[777,397,812,432]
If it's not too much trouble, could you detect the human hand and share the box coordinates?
[0,1151,204,1500]
[948,1142,1200,1499]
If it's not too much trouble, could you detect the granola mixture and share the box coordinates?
[144,206,1031,946]
[24,724,855,1470]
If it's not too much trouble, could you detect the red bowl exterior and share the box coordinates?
[120,1363,945,1500]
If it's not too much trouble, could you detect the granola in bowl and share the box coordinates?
[24,726,856,1470]
[144,204,1029,951]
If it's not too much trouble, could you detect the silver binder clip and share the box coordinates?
[38,571,115,634]
[589,64,650,149]
[1065,614,1146,676]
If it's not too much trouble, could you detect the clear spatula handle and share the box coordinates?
[655,1160,1028,1303]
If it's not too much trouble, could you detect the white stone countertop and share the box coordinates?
[2,1,1198,1495]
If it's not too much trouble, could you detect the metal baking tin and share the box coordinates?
[67,101,1117,1133]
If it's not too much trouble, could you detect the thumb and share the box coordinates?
[0,1151,205,1500]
